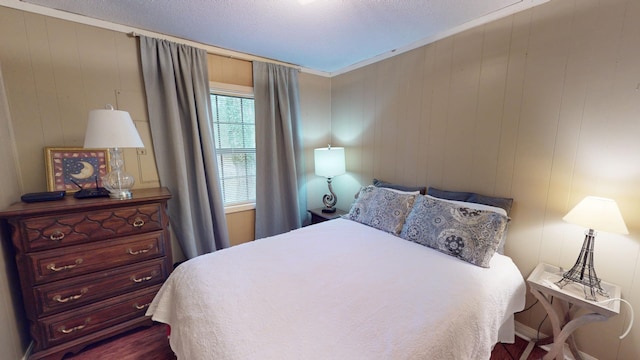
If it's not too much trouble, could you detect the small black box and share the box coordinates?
[74,188,110,199]
[21,191,66,203]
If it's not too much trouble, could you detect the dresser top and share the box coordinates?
[0,187,171,219]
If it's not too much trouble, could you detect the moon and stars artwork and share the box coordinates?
[49,149,109,191]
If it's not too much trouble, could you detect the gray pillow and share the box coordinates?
[427,187,513,214]
[400,195,509,268]
[345,185,416,235]
[373,179,426,195]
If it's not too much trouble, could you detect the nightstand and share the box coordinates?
[308,208,347,224]
[527,263,621,360]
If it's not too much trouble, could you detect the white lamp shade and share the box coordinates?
[314,147,345,178]
[84,107,144,149]
[563,196,629,234]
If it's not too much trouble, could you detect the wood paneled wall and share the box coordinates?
[300,72,333,210]
[0,7,159,194]
[208,54,253,87]
[330,0,640,358]
[0,62,28,360]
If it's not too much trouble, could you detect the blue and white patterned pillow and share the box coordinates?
[345,185,416,235]
[399,195,509,268]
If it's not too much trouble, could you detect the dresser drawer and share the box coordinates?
[19,204,164,252]
[33,259,168,317]
[28,231,166,285]
[39,284,161,347]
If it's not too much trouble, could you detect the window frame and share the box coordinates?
[209,81,256,214]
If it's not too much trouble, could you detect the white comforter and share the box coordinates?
[147,218,526,360]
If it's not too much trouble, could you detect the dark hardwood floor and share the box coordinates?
[63,323,176,360]
[63,322,547,359]
[491,335,548,360]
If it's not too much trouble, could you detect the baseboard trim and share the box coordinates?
[514,321,597,360]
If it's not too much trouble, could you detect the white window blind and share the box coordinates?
[210,93,256,206]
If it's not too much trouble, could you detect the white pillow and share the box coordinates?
[384,188,421,195]
[425,195,507,216]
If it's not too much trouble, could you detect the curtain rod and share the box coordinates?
[127,32,300,70]
[128,31,238,60]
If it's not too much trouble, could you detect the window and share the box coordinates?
[210,91,256,207]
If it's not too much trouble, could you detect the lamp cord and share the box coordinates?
[596,298,634,339]
[516,299,539,314]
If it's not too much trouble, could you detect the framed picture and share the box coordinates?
[45,147,111,192]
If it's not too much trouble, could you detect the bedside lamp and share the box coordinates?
[84,105,144,200]
[314,146,345,213]
[558,196,628,300]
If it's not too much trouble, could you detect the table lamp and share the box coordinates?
[558,196,628,300]
[83,105,144,200]
[314,146,345,213]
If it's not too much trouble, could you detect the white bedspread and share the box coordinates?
[147,218,525,360]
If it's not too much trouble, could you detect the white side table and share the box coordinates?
[527,263,621,360]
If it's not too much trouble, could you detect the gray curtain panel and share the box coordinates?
[253,61,307,238]
[139,36,230,258]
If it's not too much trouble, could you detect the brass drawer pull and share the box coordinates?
[53,288,88,303]
[134,302,150,310]
[47,258,83,272]
[58,318,90,334]
[131,273,154,283]
[127,244,153,255]
[132,217,145,228]
[50,230,65,241]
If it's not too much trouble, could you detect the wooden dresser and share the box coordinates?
[0,187,172,360]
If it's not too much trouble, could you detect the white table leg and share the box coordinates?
[544,313,607,360]
[531,289,563,360]
[530,288,607,360]
[558,301,583,360]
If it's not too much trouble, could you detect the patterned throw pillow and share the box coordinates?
[345,185,416,235]
[399,195,509,268]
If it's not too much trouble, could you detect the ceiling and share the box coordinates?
[20,0,545,75]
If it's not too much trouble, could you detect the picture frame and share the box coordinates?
[45,147,111,192]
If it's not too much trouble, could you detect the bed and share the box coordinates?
[147,186,526,359]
